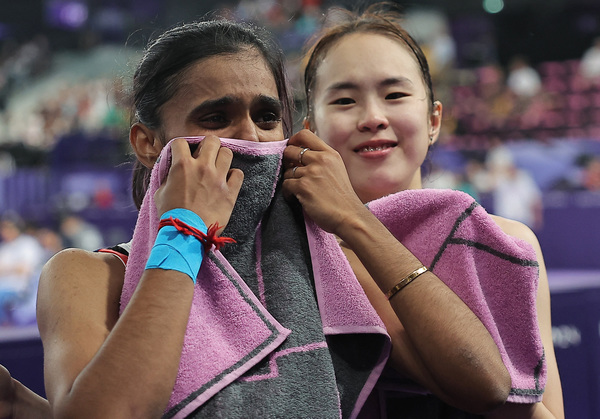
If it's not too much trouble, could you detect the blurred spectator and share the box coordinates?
[0,34,51,94]
[580,36,600,81]
[428,26,457,78]
[0,212,45,325]
[455,172,479,201]
[35,227,65,260]
[59,214,104,251]
[487,142,543,230]
[92,179,115,209]
[464,158,493,196]
[581,155,600,191]
[506,54,542,98]
[423,163,459,190]
[464,158,493,200]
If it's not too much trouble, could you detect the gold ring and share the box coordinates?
[299,147,309,165]
[292,166,298,178]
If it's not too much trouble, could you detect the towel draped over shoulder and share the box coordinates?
[120,137,545,418]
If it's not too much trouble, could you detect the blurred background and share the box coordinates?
[0,0,599,416]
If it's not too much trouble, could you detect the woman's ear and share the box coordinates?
[130,123,162,168]
[303,117,317,135]
[429,100,443,145]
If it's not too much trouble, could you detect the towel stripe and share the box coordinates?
[447,238,539,267]
[430,201,478,271]
[510,351,545,396]
[430,201,538,271]
[164,253,284,419]
[239,341,329,382]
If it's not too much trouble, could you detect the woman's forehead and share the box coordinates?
[178,50,278,97]
[314,32,422,89]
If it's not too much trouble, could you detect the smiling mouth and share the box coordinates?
[355,143,396,153]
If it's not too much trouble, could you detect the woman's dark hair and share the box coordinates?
[130,19,294,209]
[303,4,434,124]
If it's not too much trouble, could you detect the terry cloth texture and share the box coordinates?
[366,189,546,405]
[120,137,390,419]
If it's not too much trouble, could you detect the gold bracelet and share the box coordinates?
[385,266,428,300]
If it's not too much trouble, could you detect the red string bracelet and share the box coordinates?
[158,216,236,252]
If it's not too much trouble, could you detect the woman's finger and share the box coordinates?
[298,147,310,166]
[226,168,244,194]
[287,129,325,149]
[284,165,303,180]
[169,137,193,164]
[283,145,309,167]
[196,135,222,164]
[215,146,234,173]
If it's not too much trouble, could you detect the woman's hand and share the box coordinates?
[282,129,364,235]
[154,136,244,230]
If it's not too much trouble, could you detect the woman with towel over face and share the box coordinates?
[283,4,563,419]
[36,18,404,419]
[35,20,297,418]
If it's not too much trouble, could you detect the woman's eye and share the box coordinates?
[386,92,407,100]
[199,114,228,128]
[332,97,355,105]
[256,111,282,128]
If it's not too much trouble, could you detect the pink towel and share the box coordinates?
[121,136,544,418]
[121,137,390,418]
[367,189,546,403]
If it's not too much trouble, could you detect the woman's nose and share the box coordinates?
[357,101,389,132]
[231,117,260,142]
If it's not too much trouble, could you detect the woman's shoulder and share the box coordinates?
[37,247,126,337]
[44,247,125,275]
[39,247,126,300]
[489,214,540,250]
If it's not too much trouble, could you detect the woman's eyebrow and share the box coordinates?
[326,77,414,93]
[326,81,359,92]
[190,96,236,114]
[379,77,414,88]
[252,94,282,111]
[188,95,281,116]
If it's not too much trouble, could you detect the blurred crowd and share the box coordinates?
[442,53,600,149]
[2,1,600,328]
[1,3,600,155]
[0,211,104,327]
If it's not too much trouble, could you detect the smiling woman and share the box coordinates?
[281,3,564,418]
[307,32,440,202]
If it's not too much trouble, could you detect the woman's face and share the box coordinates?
[310,32,441,202]
[159,48,284,143]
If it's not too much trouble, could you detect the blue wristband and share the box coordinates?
[145,208,207,283]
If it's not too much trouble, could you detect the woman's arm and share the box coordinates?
[37,137,244,419]
[283,130,511,414]
[485,216,564,419]
[37,249,195,419]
